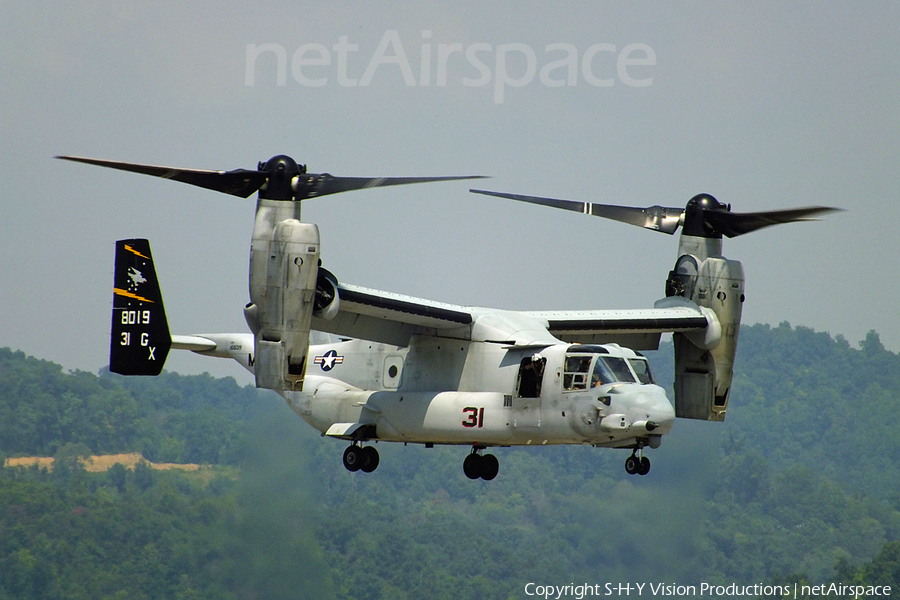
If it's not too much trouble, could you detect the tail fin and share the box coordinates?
[110,239,171,375]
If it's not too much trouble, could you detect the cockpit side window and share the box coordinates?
[628,358,655,384]
[563,355,592,390]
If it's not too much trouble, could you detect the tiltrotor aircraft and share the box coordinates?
[60,154,837,479]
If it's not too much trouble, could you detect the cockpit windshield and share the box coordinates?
[592,356,636,386]
[563,348,655,391]
[628,358,655,384]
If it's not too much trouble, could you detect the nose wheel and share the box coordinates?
[463,446,499,480]
[343,444,380,473]
[624,451,650,476]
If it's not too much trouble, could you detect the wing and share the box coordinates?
[312,281,715,350]
[312,282,477,347]
[523,297,717,350]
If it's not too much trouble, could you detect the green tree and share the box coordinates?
[857,540,900,587]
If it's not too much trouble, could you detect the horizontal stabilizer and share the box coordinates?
[170,335,217,352]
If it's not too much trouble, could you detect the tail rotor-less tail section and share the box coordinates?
[110,239,171,375]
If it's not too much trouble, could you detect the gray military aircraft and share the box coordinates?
[60,154,837,479]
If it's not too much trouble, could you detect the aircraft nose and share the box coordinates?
[631,386,675,435]
[649,389,676,432]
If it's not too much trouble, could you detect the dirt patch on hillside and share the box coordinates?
[5,453,202,472]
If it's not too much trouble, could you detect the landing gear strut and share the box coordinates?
[463,446,499,480]
[624,450,650,476]
[343,444,379,473]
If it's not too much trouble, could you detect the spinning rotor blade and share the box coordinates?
[469,189,587,213]
[703,206,839,238]
[471,189,840,239]
[470,189,683,234]
[56,156,267,198]
[58,154,487,202]
[301,174,488,199]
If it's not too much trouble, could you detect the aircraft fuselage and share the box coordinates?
[286,337,675,450]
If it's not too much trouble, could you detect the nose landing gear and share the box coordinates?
[624,450,650,476]
[463,446,499,480]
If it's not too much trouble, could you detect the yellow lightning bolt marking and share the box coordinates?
[124,244,150,260]
[114,288,154,303]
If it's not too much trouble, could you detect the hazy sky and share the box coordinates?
[2,2,898,380]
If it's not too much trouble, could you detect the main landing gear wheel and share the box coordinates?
[624,452,650,476]
[343,444,379,473]
[463,448,499,480]
[360,446,380,473]
[638,456,650,475]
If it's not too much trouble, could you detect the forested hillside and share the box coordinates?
[1,324,899,599]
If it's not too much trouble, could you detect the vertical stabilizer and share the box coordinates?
[110,239,171,375]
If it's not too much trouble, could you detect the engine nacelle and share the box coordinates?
[249,216,320,392]
[666,241,744,421]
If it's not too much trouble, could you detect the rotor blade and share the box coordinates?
[470,189,684,234]
[471,189,587,213]
[590,203,684,234]
[303,174,489,199]
[707,206,842,238]
[56,156,268,198]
